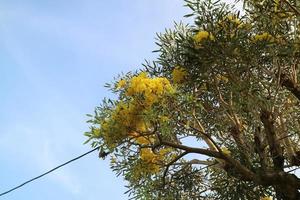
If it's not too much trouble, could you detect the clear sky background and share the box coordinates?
[0,1,240,200]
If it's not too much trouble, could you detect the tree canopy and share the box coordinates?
[85,0,300,199]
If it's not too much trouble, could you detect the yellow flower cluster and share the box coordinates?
[253,33,274,42]
[140,148,160,163]
[193,30,215,43]
[217,15,251,33]
[112,102,141,128]
[97,72,175,147]
[129,148,173,180]
[126,72,174,107]
[94,73,178,178]
[97,100,146,148]
[116,79,126,89]
[221,147,231,156]
[274,0,279,12]
[140,148,171,173]
[260,197,272,200]
[227,15,241,25]
[129,131,154,145]
[172,66,187,83]
[159,115,169,123]
[216,74,229,83]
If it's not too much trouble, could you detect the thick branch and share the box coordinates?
[280,73,300,101]
[254,126,268,169]
[187,122,221,152]
[190,115,220,152]
[278,114,299,166]
[160,140,224,159]
[260,109,284,170]
[160,140,258,182]
[260,171,300,199]
[229,126,252,167]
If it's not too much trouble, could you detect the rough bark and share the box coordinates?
[260,110,284,171]
[280,73,300,101]
[267,172,300,200]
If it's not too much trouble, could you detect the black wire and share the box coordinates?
[287,166,300,173]
[0,146,99,197]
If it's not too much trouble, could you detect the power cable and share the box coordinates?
[0,146,99,197]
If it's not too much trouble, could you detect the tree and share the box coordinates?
[84,0,300,199]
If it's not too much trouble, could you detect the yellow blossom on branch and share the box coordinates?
[140,148,159,163]
[126,72,174,107]
[140,147,171,164]
[216,74,229,83]
[159,115,170,123]
[227,15,241,25]
[274,0,279,12]
[193,30,215,43]
[96,72,175,147]
[221,147,231,156]
[253,32,274,42]
[260,197,272,200]
[172,66,187,83]
[116,79,126,89]
[129,131,155,145]
[135,136,152,145]
[133,147,174,176]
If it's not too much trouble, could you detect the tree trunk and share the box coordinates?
[274,184,300,200]
[262,172,300,200]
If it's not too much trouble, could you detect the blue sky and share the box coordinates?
[0,1,244,200]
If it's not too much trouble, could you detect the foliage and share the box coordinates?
[85,0,300,199]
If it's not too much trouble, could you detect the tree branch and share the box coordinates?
[162,151,189,187]
[160,139,258,182]
[260,109,284,170]
[254,126,268,170]
[280,73,300,101]
[160,140,224,159]
[172,159,214,166]
[281,0,300,16]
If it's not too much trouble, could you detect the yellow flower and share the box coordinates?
[227,15,241,25]
[260,197,272,200]
[92,128,101,138]
[237,22,252,30]
[221,147,231,156]
[159,115,169,123]
[99,73,175,147]
[216,74,229,83]
[116,79,126,89]
[128,131,139,137]
[110,156,116,164]
[158,148,172,156]
[274,0,279,12]
[193,31,215,43]
[135,121,147,132]
[253,33,274,42]
[140,148,157,163]
[172,66,187,83]
[126,72,174,107]
[136,136,151,145]
[209,34,215,41]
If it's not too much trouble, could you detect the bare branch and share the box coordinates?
[160,140,224,159]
